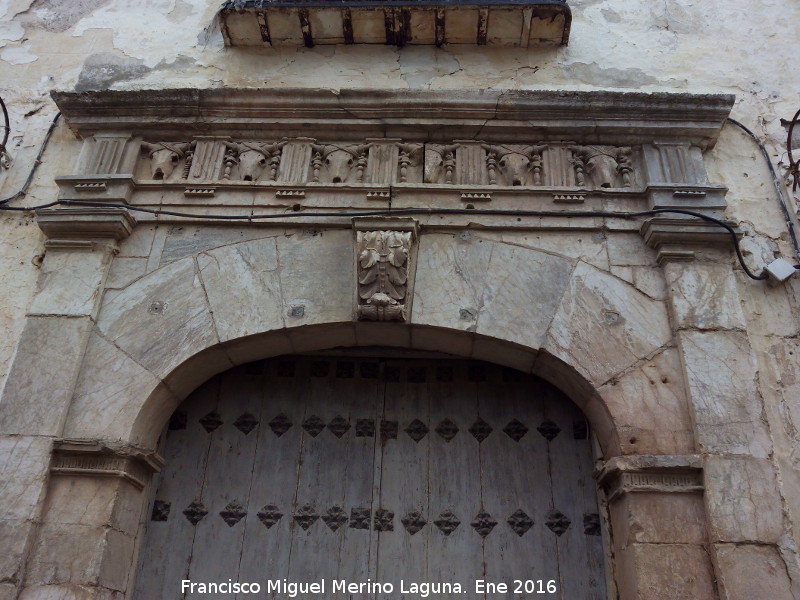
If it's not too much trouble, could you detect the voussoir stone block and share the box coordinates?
[714,543,794,600]
[196,237,284,342]
[64,330,164,441]
[476,242,574,350]
[546,261,672,386]
[598,347,694,455]
[95,257,218,379]
[277,230,353,326]
[678,330,771,457]
[412,233,494,332]
[704,455,784,544]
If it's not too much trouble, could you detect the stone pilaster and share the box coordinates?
[596,455,716,600]
[0,207,135,600]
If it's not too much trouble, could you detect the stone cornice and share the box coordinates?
[51,89,735,148]
[36,207,136,248]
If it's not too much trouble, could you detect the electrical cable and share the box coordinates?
[0,111,61,205]
[726,117,800,264]
[0,94,10,158]
[0,198,771,280]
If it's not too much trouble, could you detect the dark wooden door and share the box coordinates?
[133,356,607,599]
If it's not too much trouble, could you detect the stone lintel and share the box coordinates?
[36,207,136,249]
[640,217,740,265]
[51,438,164,490]
[595,454,704,502]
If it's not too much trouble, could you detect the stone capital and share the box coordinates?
[36,206,136,251]
[595,454,704,502]
[639,217,741,265]
[51,438,164,490]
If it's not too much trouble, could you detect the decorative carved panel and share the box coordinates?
[353,218,418,322]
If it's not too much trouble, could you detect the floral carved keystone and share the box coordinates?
[354,218,418,322]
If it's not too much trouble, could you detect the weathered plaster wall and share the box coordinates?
[1,1,800,599]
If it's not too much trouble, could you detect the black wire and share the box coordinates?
[0,198,770,280]
[726,117,800,264]
[0,112,61,205]
[0,94,10,155]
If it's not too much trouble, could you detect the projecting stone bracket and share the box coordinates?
[640,217,741,266]
[51,439,165,490]
[353,217,419,322]
[36,206,136,251]
[595,454,704,502]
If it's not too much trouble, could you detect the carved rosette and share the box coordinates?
[354,218,418,322]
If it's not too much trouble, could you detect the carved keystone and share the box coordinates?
[353,218,419,322]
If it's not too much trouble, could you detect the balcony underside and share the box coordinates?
[219,0,571,47]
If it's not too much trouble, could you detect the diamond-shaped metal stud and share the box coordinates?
[294,504,319,531]
[199,411,223,433]
[471,511,498,538]
[381,420,398,440]
[401,510,427,535]
[350,507,371,530]
[336,361,355,378]
[183,501,208,525]
[360,362,379,379]
[374,509,394,532]
[302,415,326,437]
[503,419,529,442]
[276,360,295,377]
[468,365,487,382]
[168,411,187,430]
[233,413,259,435]
[310,361,329,377]
[436,366,454,382]
[322,506,348,531]
[151,500,170,521]
[545,509,571,536]
[537,419,561,441]
[435,419,459,442]
[434,509,460,536]
[328,415,351,438]
[257,504,283,528]
[269,414,292,436]
[356,419,375,437]
[407,367,426,383]
[583,513,601,536]
[405,419,429,442]
[468,418,493,443]
[220,501,247,527]
[507,509,534,537]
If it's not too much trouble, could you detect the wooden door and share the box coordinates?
[133,356,607,599]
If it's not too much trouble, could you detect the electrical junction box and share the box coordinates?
[765,257,797,287]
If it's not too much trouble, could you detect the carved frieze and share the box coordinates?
[353,218,418,322]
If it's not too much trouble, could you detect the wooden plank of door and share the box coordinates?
[335,358,381,594]
[477,367,560,600]
[425,361,484,600]
[546,389,607,600]
[236,358,307,599]
[132,376,218,600]
[375,359,431,596]
[186,365,262,593]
